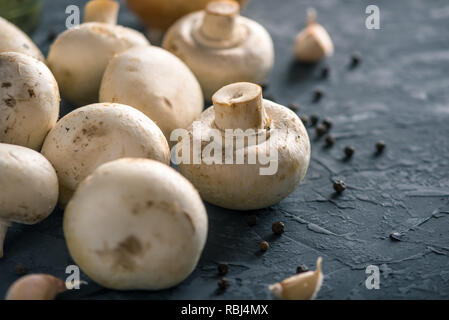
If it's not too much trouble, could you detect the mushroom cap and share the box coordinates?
[41,103,170,206]
[0,17,45,62]
[126,0,249,30]
[176,99,310,210]
[0,52,60,150]
[99,46,204,142]
[0,143,58,225]
[162,10,274,100]
[64,158,208,290]
[47,22,149,107]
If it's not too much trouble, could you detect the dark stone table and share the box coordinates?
[1,0,449,299]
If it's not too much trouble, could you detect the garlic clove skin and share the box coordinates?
[294,9,333,63]
[5,274,66,300]
[269,257,323,300]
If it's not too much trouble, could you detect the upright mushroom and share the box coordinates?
[99,46,204,142]
[0,52,60,150]
[0,16,45,62]
[47,0,149,107]
[126,0,249,31]
[0,143,58,258]
[162,0,274,100]
[64,158,208,290]
[175,82,311,210]
[41,103,170,206]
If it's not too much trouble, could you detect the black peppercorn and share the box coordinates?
[320,66,330,79]
[344,145,355,158]
[312,89,324,102]
[376,141,386,153]
[260,241,270,252]
[310,114,319,126]
[322,118,333,130]
[272,221,285,235]
[350,53,361,68]
[288,103,299,112]
[246,214,257,226]
[218,277,230,290]
[296,264,309,274]
[315,124,327,137]
[218,263,229,275]
[324,135,334,147]
[14,263,28,275]
[389,232,402,241]
[299,115,309,126]
[333,180,346,193]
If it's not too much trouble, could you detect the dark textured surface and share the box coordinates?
[1,0,449,300]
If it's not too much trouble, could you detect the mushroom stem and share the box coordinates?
[212,82,267,130]
[84,0,119,25]
[201,0,240,41]
[0,220,9,258]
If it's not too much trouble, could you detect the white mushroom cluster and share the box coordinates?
[47,0,149,106]
[163,0,274,100]
[0,0,324,298]
[41,103,170,206]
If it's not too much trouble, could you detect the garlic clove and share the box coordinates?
[294,9,333,63]
[269,257,323,300]
[5,274,66,300]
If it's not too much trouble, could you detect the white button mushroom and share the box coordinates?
[175,82,311,210]
[47,0,149,107]
[294,9,334,63]
[0,52,60,150]
[41,103,170,206]
[0,143,58,258]
[162,0,274,101]
[99,46,204,142]
[64,158,208,290]
[0,17,45,62]
[269,257,323,300]
[5,274,66,300]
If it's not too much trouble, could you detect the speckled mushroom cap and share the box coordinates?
[0,52,60,150]
[0,17,45,62]
[162,0,274,100]
[0,143,58,257]
[47,22,149,107]
[176,82,310,210]
[41,103,170,206]
[99,46,204,142]
[64,158,208,290]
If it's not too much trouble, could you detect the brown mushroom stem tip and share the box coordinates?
[201,0,240,41]
[84,0,119,25]
[212,82,267,130]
